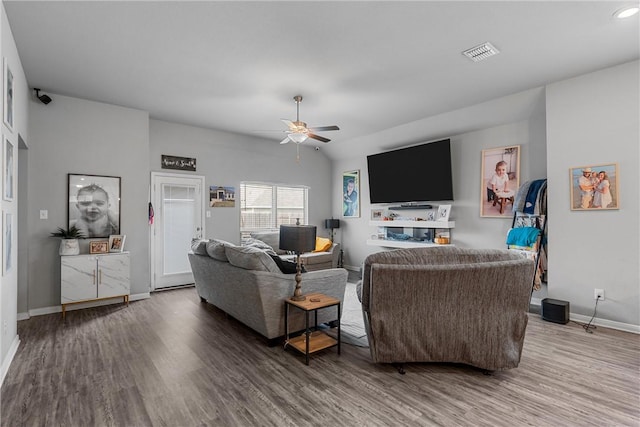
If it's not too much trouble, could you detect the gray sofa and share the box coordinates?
[358,246,535,371]
[188,239,348,340]
[249,231,340,271]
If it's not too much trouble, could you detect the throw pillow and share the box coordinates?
[313,237,332,253]
[190,239,209,255]
[269,255,306,274]
[244,238,277,256]
[206,239,234,262]
[225,245,281,273]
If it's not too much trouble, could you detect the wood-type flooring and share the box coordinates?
[1,287,638,426]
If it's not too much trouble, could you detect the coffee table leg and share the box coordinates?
[305,311,310,365]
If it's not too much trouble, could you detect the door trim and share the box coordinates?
[149,172,206,291]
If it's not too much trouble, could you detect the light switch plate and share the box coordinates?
[206,211,211,218]
[40,210,48,219]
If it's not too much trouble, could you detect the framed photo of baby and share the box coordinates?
[570,163,619,211]
[480,145,520,218]
[68,174,121,238]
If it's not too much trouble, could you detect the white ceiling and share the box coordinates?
[4,1,639,159]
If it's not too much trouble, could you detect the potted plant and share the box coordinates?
[51,226,85,256]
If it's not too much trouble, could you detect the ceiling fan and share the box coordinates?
[278,95,340,145]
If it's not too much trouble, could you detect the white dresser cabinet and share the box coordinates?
[61,252,130,318]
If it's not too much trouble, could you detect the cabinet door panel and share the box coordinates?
[97,254,130,298]
[61,256,97,303]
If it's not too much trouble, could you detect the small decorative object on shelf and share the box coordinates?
[50,226,85,256]
[109,234,126,252]
[437,204,452,221]
[89,240,109,254]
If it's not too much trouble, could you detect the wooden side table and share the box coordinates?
[284,293,341,365]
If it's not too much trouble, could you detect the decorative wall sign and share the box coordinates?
[68,174,121,238]
[161,155,196,171]
[481,145,520,218]
[343,170,360,218]
[209,185,235,207]
[570,163,619,210]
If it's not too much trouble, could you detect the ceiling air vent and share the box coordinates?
[462,42,500,62]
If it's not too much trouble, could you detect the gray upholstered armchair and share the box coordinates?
[357,247,535,371]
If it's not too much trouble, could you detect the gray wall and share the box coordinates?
[1,2,30,373]
[149,119,334,243]
[331,114,547,272]
[26,94,150,311]
[546,60,639,326]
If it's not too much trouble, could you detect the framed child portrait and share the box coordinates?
[89,240,109,254]
[109,235,126,252]
[342,170,360,218]
[570,163,619,210]
[68,174,121,238]
[480,145,520,218]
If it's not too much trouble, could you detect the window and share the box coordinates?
[240,182,308,237]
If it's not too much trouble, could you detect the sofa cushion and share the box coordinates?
[190,239,209,255]
[206,239,234,262]
[225,245,281,273]
[313,237,332,253]
[244,238,277,256]
[249,231,286,255]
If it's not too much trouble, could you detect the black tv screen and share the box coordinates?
[367,139,454,204]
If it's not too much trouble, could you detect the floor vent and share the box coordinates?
[462,42,500,62]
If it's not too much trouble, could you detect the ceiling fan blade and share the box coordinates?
[308,133,331,143]
[279,137,290,145]
[308,125,340,132]
[281,119,296,130]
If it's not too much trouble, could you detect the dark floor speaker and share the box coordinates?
[541,298,570,324]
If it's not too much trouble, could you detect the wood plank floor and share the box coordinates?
[1,287,638,426]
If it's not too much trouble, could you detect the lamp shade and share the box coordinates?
[324,219,340,229]
[279,225,317,254]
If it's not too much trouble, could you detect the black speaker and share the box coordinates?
[541,298,570,324]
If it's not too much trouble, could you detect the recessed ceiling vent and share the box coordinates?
[462,42,500,62]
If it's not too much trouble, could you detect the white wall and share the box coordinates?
[332,113,547,271]
[25,94,149,312]
[546,60,639,327]
[1,2,29,379]
[149,120,334,243]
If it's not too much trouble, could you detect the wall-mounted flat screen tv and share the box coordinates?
[367,139,454,204]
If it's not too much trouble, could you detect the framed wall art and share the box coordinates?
[68,174,121,238]
[3,211,12,276]
[570,163,619,210]
[480,145,520,218]
[342,170,360,218]
[3,58,13,132]
[209,185,236,207]
[3,136,13,201]
[89,240,109,254]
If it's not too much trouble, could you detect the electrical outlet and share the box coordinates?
[594,288,605,301]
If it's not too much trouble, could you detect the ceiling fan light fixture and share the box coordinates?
[288,133,308,143]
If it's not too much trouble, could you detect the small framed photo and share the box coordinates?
[342,170,360,218]
[3,136,14,201]
[109,235,126,252]
[426,210,436,221]
[570,163,619,210]
[89,240,109,254]
[437,204,452,222]
[371,209,383,220]
[3,58,13,132]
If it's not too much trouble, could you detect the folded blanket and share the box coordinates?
[506,227,541,247]
[524,179,546,214]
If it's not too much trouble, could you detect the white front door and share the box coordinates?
[151,172,205,290]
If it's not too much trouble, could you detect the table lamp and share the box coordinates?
[279,224,317,301]
[324,218,340,243]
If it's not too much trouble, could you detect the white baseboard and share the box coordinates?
[343,264,360,271]
[530,298,639,334]
[1,335,20,386]
[18,293,151,320]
